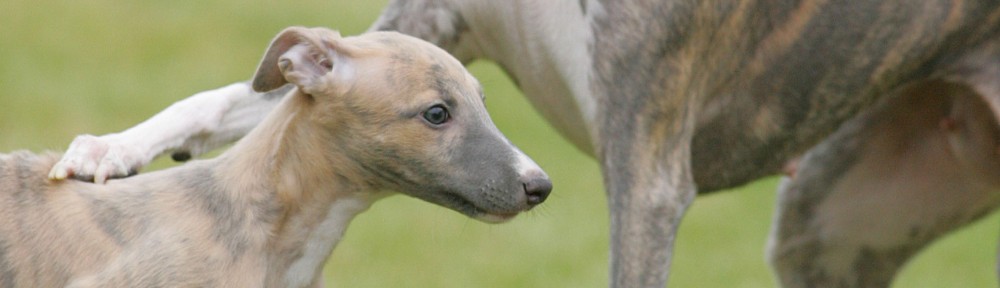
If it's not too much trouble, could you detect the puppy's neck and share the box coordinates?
[215,90,384,286]
[222,90,373,200]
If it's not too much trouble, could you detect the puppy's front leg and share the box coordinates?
[50,82,288,183]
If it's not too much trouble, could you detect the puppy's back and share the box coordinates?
[0,151,119,287]
[0,151,62,212]
[0,150,58,185]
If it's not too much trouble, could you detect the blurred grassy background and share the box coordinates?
[1,0,998,287]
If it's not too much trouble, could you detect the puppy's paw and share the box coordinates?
[49,134,143,184]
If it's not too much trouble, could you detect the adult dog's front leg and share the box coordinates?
[50,82,287,183]
[601,109,697,287]
[604,131,696,288]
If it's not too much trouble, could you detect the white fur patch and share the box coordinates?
[284,196,374,288]
[479,0,598,152]
[514,149,545,178]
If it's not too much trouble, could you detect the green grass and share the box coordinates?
[1,0,998,287]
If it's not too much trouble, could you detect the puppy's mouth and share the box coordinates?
[441,192,521,224]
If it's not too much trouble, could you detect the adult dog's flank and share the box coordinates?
[5,27,551,287]
[50,1,1000,287]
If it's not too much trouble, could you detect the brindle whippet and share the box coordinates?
[7,26,551,287]
[49,1,1000,287]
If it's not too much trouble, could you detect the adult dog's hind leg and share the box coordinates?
[769,79,1000,287]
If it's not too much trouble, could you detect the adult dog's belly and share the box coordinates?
[689,74,908,193]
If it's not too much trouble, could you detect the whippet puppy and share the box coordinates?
[7,26,551,287]
[49,1,1000,287]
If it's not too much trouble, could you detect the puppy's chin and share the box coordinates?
[474,212,519,224]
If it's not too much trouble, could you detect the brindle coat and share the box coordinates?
[374,1,1000,287]
[3,27,550,287]
[46,1,1000,287]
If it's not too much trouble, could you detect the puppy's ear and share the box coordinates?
[252,27,353,94]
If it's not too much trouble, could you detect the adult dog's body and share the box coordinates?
[9,27,551,287]
[51,1,1000,287]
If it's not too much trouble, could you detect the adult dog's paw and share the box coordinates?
[49,134,143,184]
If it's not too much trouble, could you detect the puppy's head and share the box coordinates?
[252,27,551,223]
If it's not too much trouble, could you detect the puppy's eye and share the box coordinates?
[422,105,450,125]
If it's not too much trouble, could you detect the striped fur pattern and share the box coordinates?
[45,1,1000,287]
[373,1,1000,287]
[3,27,550,287]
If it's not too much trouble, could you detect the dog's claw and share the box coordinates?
[48,163,70,180]
[49,134,146,184]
